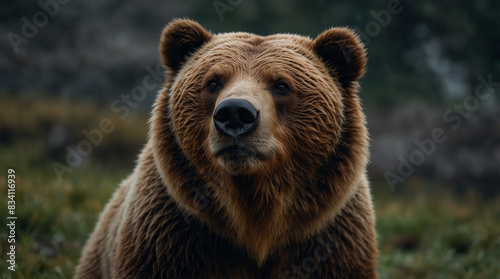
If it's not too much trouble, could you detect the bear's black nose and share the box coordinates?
[213,98,260,139]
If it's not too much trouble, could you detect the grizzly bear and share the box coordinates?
[75,19,378,278]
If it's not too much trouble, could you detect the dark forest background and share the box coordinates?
[1,0,499,193]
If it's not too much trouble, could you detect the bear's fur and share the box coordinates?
[75,19,378,279]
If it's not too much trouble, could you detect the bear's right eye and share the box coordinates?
[207,80,221,92]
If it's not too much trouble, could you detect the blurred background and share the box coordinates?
[1,0,499,278]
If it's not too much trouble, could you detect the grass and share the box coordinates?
[374,188,500,279]
[1,96,499,278]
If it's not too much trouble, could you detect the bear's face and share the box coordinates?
[151,19,368,262]
[158,20,366,179]
[171,34,344,176]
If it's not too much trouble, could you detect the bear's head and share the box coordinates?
[151,19,369,263]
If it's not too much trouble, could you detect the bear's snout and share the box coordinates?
[213,98,260,139]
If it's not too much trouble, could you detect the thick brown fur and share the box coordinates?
[75,19,378,279]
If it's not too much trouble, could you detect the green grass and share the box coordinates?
[374,189,500,279]
[1,97,499,278]
[0,146,130,278]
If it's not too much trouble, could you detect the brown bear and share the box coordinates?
[75,19,378,279]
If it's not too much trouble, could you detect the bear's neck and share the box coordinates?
[216,174,293,266]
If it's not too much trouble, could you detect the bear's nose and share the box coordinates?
[213,98,260,139]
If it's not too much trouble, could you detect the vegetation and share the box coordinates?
[1,98,499,278]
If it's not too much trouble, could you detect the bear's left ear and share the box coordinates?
[160,19,213,74]
[313,27,367,87]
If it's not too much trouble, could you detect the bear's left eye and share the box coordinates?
[274,82,289,95]
[207,80,221,92]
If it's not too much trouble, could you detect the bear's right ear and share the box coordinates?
[313,27,367,88]
[160,19,213,74]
